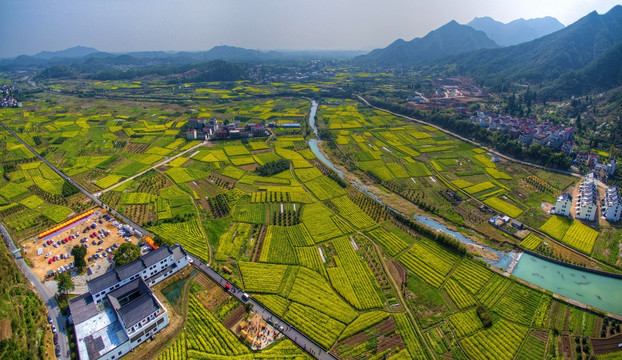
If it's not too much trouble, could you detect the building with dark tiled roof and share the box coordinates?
[87,244,188,303]
[69,245,189,360]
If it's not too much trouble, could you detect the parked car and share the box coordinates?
[48,259,53,264]
[48,315,53,323]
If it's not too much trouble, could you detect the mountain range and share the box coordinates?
[467,16,564,46]
[452,5,622,86]
[353,20,499,66]
[0,45,365,69]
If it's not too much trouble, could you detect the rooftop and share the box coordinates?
[68,293,98,325]
[87,245,184,294]
[74,304,128,360]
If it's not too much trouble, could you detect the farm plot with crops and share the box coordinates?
[520,234,543,250]
[460,319,529,360]
[539,215,573,240]
[447,308,483,338]
[366,226,411,256]
[483,197,523,218]
[328,237,384,310]
[561,221,599,254]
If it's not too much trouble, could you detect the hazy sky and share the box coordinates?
[1,0,620,58]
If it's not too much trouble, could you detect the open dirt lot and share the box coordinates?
[22,208,143,281]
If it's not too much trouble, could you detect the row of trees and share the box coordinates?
[256,159,290,177]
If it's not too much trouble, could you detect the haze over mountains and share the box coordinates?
[4,5,622,98]
[467,16,564,46]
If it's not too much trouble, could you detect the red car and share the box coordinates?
[48,259,53,264]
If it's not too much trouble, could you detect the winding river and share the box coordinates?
[306,100,622,316]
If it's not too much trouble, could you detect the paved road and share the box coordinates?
[1,120,337,359]
[0,120,153,238]
[190,256,338,360]
[1,223,69,360]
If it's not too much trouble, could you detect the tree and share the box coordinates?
[57,272,74,296]
[113,243,141,266]
[71,245,87,272]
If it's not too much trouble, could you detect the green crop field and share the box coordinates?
[460,319,529,360]
[447,308,483,338]
[366,226,411,256]
[539,215,573,240]
[464,182,495,194]
[330,196,376,229]
[301,202,344,242]
[520,234,543,250]
[3,79,610,360]
[443,278,476,309]
[485,167,512,180]
[304,176,346,200]
[451,259,493,294]
[94,174,124,189]
[483,197,523,218]
[561,221,599,254]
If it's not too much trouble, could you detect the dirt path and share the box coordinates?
[100,140,207,194]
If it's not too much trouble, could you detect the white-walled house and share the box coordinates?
[575,176,598,221]
[553,193,572,217]
[69,244,189,360]
[603,186,622,222]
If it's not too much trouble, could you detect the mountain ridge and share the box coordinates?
[467,16,564,46]
[354,20,499,66]
[449,5,622,85]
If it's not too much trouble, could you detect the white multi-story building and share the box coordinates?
[69,244,189,360]
[603,186,622,222]
[575,175,598,221]
[553,193,572,217]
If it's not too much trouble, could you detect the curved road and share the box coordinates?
[1,223,70,360]
[1,120,336,360]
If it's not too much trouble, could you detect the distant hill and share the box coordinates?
[452,5,622,85]
[33,46,100,59]
[467,16,564,46]
[354,20,499,66]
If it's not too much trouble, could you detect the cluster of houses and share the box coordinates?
[575,153,616,176]
[185,118,268,141]
[185,117,302,141]
[469,112,575,154]
[68,244,190,360]
[0,84,21,108]
[552,173,621,222]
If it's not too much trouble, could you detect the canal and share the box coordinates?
[305,99,622,316]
